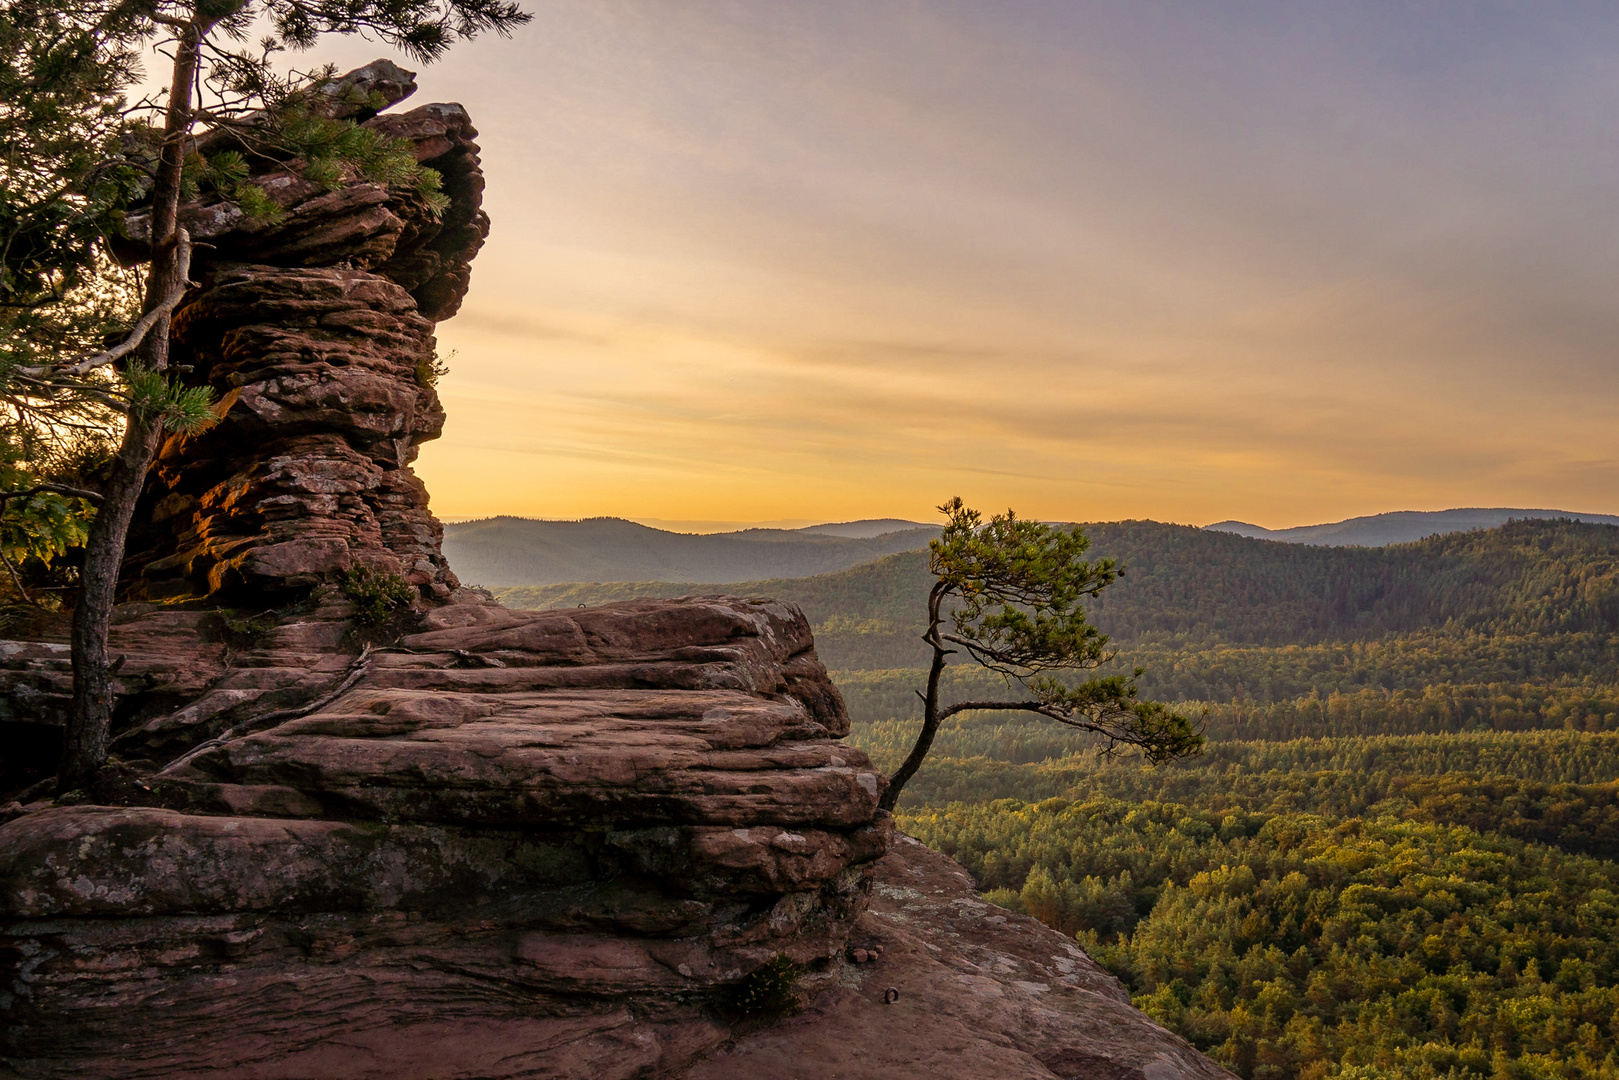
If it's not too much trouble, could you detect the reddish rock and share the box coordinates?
[126,266,454,599]
[120,66,487,603]
[678,837,1233,1080]
[0,595,893,1077]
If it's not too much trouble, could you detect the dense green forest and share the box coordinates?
[502,519,1619,1079]
[905,790,1619,1080]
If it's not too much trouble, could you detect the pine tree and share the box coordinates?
[0,2,152,611]
[880,498,1203,811]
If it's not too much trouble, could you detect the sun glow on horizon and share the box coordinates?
[300,2,1615,529]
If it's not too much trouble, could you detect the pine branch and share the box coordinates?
[0,483,103,505]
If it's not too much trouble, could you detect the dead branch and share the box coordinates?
[20,228,192,379]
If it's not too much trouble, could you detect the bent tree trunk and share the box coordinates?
[879,581,953,813]
[57,20,202,793]
[877,645,946,812]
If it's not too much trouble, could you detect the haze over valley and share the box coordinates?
[445,506,1619,588]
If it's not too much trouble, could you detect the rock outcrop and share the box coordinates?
[685,836,1229,1080]
[120,62,483,602]
[1,595,891,1077]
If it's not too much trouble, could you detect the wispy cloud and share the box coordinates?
[295,0,1619,526]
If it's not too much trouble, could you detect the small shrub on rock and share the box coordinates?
[216,609,276,645]
[726,955,801,1019]
[340,567,415,626]
[413,350,451,389]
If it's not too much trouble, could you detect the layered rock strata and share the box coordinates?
[1,595,891,1077]
[120,62,484,601]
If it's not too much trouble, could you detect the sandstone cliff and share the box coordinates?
[120,60,482,603]
[2,595,892,1077]
[0,65,1229,1080]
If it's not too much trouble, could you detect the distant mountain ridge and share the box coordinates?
[792,518,929,538]
[442,516,936,587]
[494,517,1619,670]
[1205,507,1619,547]
[446,508,1619,588]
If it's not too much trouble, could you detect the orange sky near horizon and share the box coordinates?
[211,3,1619,531]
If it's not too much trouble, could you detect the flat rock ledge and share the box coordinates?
[0,595,888,1078]
[0,595,1227,1079]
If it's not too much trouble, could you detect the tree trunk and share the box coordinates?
[58,415,165,793]
[879,582,952,812]
[57,19,201,794]
[878,644,946,812]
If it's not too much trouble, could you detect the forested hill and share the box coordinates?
[498,518,1619,651]
[1206,506,1619,546]
[443,516,936,586]
[1088,517,1619,642]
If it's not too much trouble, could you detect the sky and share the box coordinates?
[287,2,1619,530]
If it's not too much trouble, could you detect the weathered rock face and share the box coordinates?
[121,64,484,602]
[1,595,892,1078]
[683,836,1231,1080]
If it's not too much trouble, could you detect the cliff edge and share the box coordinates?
[683,836,1228,1080]
[1,594,891,1077]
